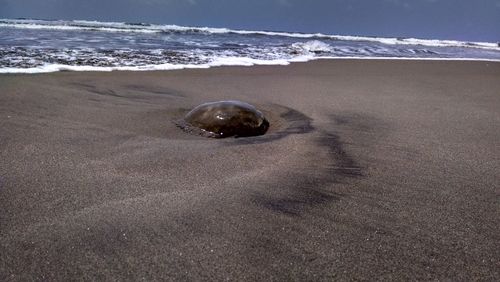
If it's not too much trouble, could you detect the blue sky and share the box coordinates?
[1,0,499,41]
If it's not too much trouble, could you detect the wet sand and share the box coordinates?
[1,60,499,280]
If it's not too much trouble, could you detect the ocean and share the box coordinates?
[1,18,500,73]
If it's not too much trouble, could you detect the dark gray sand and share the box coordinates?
[1,60,499,280]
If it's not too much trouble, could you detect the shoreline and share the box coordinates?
[1,59,499,280]
[2,57,500,74]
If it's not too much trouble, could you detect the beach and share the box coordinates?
[1,59,499,280]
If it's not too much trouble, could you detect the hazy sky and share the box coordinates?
[1,0,499,41]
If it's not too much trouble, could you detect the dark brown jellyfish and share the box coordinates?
[178,100,270,138]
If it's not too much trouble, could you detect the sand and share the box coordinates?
[1,60,499,280]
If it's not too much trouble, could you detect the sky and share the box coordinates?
[1,0,499,42]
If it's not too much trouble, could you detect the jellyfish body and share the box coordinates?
[181,100,269,138]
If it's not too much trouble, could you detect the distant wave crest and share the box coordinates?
[1,18,499,51]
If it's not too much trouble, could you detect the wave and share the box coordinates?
[291,40,333,53]
[1,18,499,51]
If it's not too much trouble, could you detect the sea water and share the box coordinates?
[1,18,499,73]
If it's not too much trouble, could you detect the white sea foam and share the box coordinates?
[1,55,498,74]
[292,40,333,53]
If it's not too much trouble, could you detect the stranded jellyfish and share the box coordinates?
[179,100,270,138]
